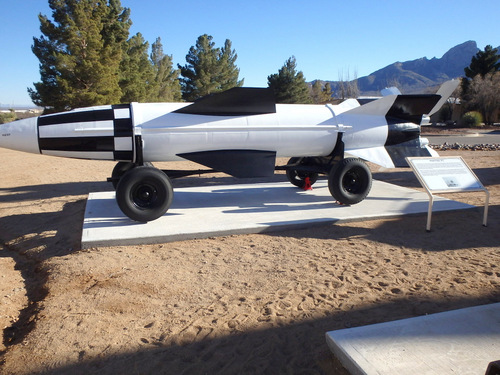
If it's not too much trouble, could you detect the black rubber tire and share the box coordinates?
[111,162,154,189]
[111,162,135,189]
[286,157,319,188]
[116,166,173,222]
[328,158,372,205]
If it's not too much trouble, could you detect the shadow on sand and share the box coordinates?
[27,295,500,374]
[0,162,498,373]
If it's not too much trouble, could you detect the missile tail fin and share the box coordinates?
[348,141,437,169]
[343,80,459,124]
[345,94,441,124]
[428,79,460,116]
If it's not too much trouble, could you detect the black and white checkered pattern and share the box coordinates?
[37,104,134,162]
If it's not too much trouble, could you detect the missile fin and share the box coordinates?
[345,94,441,124]
[385,140,437,167]
[174,87,276,116]
[178,150,276,178]
[428,79,460,116]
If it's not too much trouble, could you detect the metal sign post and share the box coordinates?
[406,156,489,232]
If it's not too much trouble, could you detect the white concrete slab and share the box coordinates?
[81,179,474,248]
[326,303,500,375]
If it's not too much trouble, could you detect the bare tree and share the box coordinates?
[348,67,359,98]
[468,72,500,124]
[337,67,359,99]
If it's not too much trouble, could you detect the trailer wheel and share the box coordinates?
[116,166,173,222]
[328,158,372,205]
[286,157,319,188]
[111,162,135,189]
[111,162,154,189]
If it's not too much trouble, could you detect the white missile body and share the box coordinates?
[0,81,458,222]
[0,100,433,167]
[138,103,343,162]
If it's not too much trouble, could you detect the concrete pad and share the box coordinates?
[326,303,500,375]
[81,179,474,248]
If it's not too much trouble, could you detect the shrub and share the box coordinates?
[0,111,17,124]
[461,111,483,127]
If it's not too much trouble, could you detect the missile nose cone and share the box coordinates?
[0,117,40,154]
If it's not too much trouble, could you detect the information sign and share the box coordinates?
[406,156,489,231]
[407,157,484,192]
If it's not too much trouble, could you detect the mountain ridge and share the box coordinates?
[321,41,500,95]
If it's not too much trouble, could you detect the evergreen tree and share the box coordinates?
[150,38,182,102]
[311,80,333,104]
[179,34,243,101]
[218,39,244,91]
[462,45,500,117]
[267,56,312,104]
[464,45,500,78]
[311,80,323,104]
[119,33,155,103]
[29,0,131,112]
[323,82,333,102]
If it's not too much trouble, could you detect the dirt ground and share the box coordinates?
[0,146,499,374]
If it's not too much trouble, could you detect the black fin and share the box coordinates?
[174,87,276,116]
[386,95,441,124]
[385,140,434,167]
[178,150,276,178]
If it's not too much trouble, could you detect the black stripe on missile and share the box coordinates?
[112,104,130,110]
[38,109,115,126]
[385,123,421,146]
[39,136,114,152]
[113,118,133,137]
[114,151,134,161]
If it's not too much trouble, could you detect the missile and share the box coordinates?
[0,80,458,222]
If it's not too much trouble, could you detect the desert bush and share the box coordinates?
[0,111,16,124]
[461,111,483,127]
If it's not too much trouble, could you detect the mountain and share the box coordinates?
[323,41,499,95]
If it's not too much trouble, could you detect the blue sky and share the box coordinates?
[0,0,498,107]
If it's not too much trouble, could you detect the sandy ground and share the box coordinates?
[0,147,498,374]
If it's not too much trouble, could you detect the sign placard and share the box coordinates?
[407,157,484,192]
[406,156,489,231]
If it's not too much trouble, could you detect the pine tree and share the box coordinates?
[119,33,155,103]
[311,81,333,104]
[218,39,244,91]
[464,45,500,79]
[267,56,312,104]
[29,0,131,112]
[311,81,323,104]
[323,82,333,102]
[179,34,243,101]
[150,38,182,102]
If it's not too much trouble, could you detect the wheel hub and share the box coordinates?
[133,184,157,208]
[344,170,362,192]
